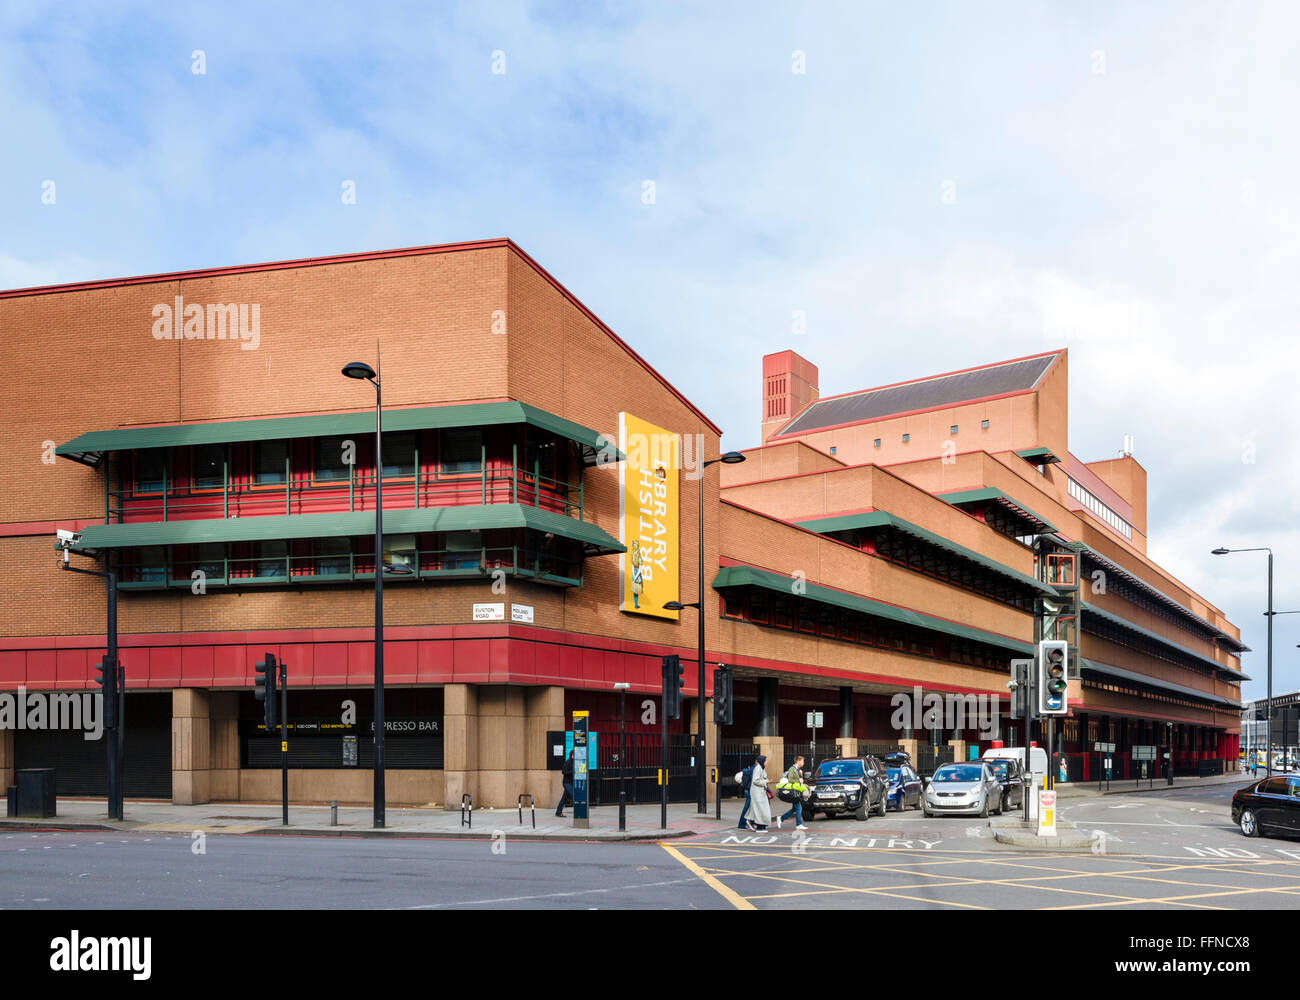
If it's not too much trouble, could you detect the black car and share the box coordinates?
[1232,774,1300,839]
[981,757,1024,812]
[806,756,889,821]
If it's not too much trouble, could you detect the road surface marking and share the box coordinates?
[660,843,755,910]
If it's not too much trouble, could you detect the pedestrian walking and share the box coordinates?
[775,755,809,831]
[555,751,574,817]
[735,757,757,829]
[746,754,772,831]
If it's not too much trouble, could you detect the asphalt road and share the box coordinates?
[3,782,1297,910]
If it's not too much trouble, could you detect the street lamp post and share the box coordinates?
[664,450,745,816]
[343,358,412,828]
[1212,546,1274,778]
[614,682,630,832]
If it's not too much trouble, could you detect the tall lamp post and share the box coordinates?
[666,450,746,815]
[343,359,412,828]
[1212,546,1274,778]
[613,682,630,832]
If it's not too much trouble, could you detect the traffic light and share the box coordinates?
[661,654,683,720]
[94,655,118,729]
[713,664,733,726]
[1037,640,1068,716]
[254,654,279,731]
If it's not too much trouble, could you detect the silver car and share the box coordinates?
[922,762,1004,817]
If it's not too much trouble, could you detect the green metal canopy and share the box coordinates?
[934,487,1057,533]
[1015,446,1061,465]
[55,401,623,467]
[72,504,624,556]
[1080,602,1249,681]
[794,510,1055,597]
[711,564,1034,656]
[1080,658,1241,708]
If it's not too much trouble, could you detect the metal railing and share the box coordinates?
[119,543,584,589]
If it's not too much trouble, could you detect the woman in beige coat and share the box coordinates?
[746,754,772,831]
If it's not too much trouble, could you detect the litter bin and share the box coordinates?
[15,768,56,818]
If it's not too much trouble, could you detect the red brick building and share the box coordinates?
[0,239,1244,807]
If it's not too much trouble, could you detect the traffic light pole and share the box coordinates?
[661,683,668,831]
[280,660,289,826]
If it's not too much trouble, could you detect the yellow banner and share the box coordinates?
[619,412,680,619]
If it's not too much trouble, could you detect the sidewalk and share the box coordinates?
[0,797,746,842]
[1052,770,1256,799]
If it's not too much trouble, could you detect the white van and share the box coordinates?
[983,745,1048,777]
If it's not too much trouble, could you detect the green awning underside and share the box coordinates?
[1015,446,1061,464]
[934,487,1057,533]
[712,564,1034,657]
[72,504,624,556]
[55,401,622,467]
[1080,659,1241,708]
[795,510,1054,597]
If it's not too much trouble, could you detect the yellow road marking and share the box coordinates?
[659,842,755,910]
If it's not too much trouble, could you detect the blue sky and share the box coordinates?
[4,1,1298,696]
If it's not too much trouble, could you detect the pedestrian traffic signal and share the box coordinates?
[713,664,734,726]
[254,654,279,731]
[661,654,683,720]
[1037,640,1068,716]
[94,655,118,729]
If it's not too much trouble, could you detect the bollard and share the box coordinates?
[330,800,338,826]
[461,793,473,829]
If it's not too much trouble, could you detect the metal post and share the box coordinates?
[374,369,386,828]
[280,659,288,826]
[696,463,707,815]
[116,662,125,821]
[661,683,668,830]
[1267,552,1273,778]
[107,569,120,821]
[619,687,627,832]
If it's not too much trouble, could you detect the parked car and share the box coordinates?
[922,761,1004,817]
[981,756,1024,812]
[806,756,889,821]
[1232,774,1300,839]
[883,759,923,811]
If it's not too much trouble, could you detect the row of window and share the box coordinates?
[719,588,1013,670]
[127,426,562,495]
[1067,476,1133,540]
[1081,677,1223,713]
[1081,556,1220,648]
[120,529,583,585]
[968,502,1039,547]
[871,420,991,448]
[868,528,1034,610]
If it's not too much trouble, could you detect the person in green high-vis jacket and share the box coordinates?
[775,755,809,831]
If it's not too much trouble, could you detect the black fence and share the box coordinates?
[859,742,905,758]
[783,740,840,773]
[914,744,955,776]
[593,732,699,805]
[719,740,762,799]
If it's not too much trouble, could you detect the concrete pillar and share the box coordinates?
[524,686,564,807]
[948,738,968,763]
[172,688,211,805]
[757,678,779,737]
[899,737,919,762]
[839,687,853,738]
[688,698,718,806]
[834,737,858,759]
[210,692,239,801]
[0,726,13,792]
[474,685,527,809]
[443,684,478,810]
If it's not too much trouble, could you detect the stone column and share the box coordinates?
[476,685,526,809]
[755,737,785,784]
[688,698,718,807]
[839,687,854,738]
[947,738,968,763]
[524,686,565,808]
[442,683,478,810]
[835,737,858,759]
[172,688,211,805]
[898,737,920,762]
[0,727,13,793]
[757,678,779,737]
[209,692,239,801]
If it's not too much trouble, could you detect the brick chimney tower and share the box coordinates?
[761,349,819,442]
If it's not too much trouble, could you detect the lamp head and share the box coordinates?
[720,451,747,464]
[1211,547,1231,555]
[342,361,377,381]
[663,601,686,611]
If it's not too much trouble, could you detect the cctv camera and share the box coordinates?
[56,528,80,543]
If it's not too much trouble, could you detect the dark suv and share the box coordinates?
[806,756,889,821]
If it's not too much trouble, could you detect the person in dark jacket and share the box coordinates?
[555,751,575,817]
[737,758,756,829]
